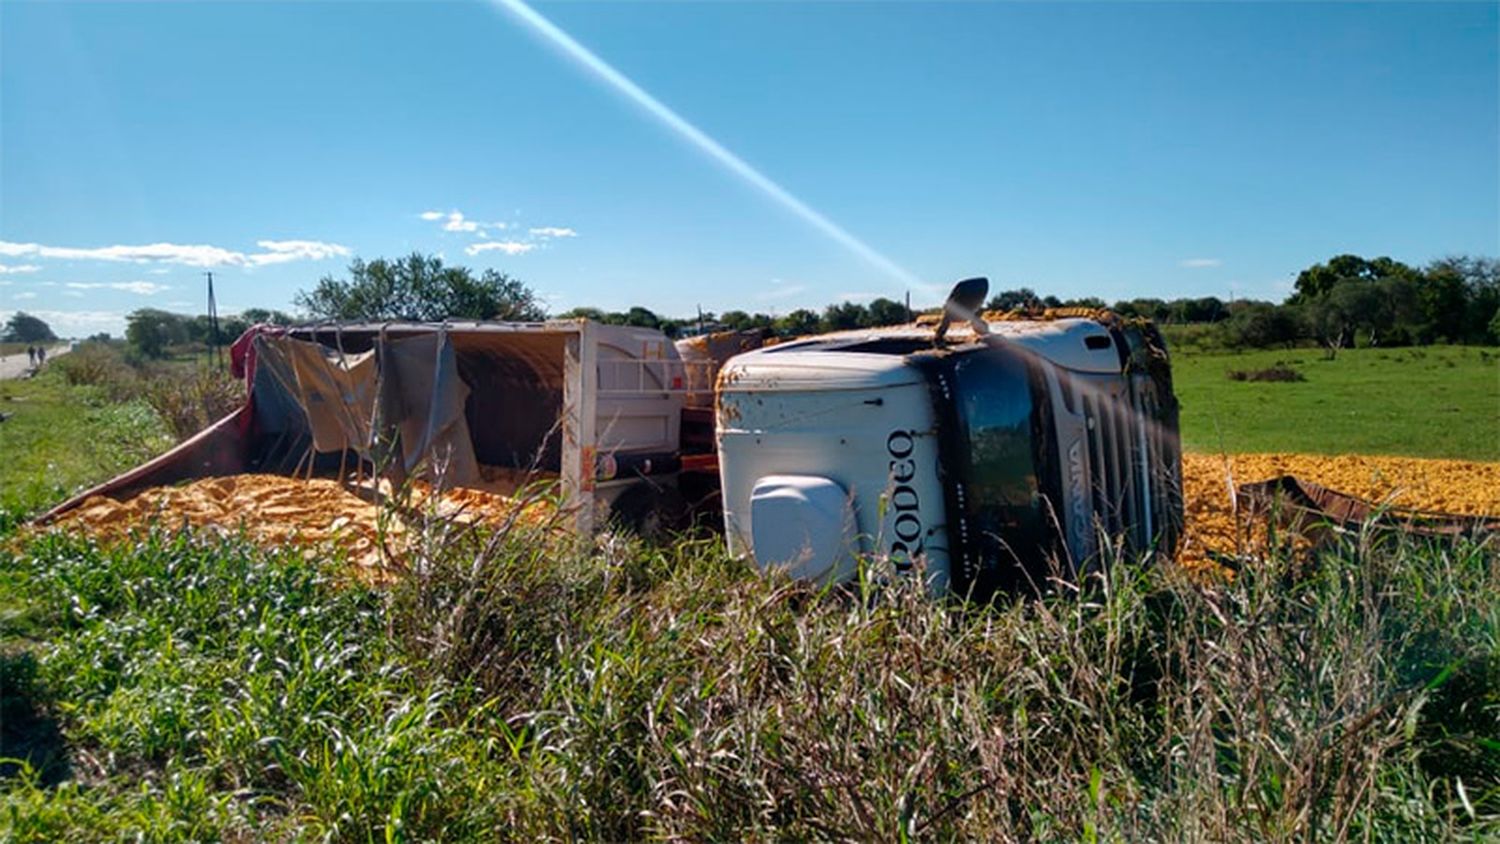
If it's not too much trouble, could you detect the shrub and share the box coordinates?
[139,369,243,440]
[50,342,139,402]
[1227,365,1306,382]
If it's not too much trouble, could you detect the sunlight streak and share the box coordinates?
[488,0,935,297]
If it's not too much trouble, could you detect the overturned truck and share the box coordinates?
[41,278,1184,597]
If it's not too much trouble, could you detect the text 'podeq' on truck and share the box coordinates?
[714,277,1184,600]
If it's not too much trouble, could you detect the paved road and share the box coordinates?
[0,343,71,380]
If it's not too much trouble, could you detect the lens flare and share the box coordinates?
[488,0,934,297]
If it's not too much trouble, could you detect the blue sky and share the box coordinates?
[2,1,1496,336]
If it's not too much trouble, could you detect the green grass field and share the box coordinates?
[2,518,1495,840]
[0,370,172,525]
[1173,344,1500,460]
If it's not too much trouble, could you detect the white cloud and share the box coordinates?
[421,210,577,255]
[246,240,350,266]
[1179,258,1222,268]
[147,268,171,275]
[13,292,36,300]
[0,241,242,266]
[443,212,479,233]
[63,291,83,298]
[0,238,349,268]
[0,263,40,274]
[466,241,535,256]
[64,281,172,295]
[428,209,509,234]
[0,308,128,336]
[418,208,526,237]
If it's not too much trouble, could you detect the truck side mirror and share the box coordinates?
[935,276,991,343]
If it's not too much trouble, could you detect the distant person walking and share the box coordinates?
[27,346,36,368]
[37,346,47,366]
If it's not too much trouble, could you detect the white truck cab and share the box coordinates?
[715,285,1182,599]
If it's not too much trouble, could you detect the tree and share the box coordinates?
[555,307,606,322]
[622,306,661,330]
[1174,297,1225,322]
[240,308,296,326]
[985,288,1042,312]
[822,301,869,331]
[1113,298,1170,321]
[866,297,909,326]
[1292,254,1420,303]
[1428,256,1500,344]
[2,312,57,343]
[295,253,545,322]
[718,310,755,331]
[1227,302,1300,349]
[126,309,190,358]
[776,309,821,337]
[1059,296,1110,311]
[1293,254,1370,301]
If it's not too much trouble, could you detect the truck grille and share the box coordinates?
[1077,376,1180,556]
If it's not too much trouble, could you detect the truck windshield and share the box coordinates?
[948,348,1055,591]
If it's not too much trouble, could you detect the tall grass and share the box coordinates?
[51,342,241,439]
[1,515,1495,840]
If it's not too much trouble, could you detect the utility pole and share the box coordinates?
[205,271,223,370]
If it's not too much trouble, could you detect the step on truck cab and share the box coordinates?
[715,278,1183,599]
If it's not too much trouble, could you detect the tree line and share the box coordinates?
[36,249,1496,361]
[1111,255,1498,352]
[560,254,1500,349]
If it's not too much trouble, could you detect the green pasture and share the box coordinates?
[0,370,172,524]
[1172,344,1499,460]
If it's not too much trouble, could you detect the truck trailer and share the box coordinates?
[39,278,1182,597]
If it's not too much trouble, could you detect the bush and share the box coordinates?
[139,369,243,440]
[1227,365,1306,382]
[1160,322,1236,354]
[47,340,241,440]
[50,342,139,402]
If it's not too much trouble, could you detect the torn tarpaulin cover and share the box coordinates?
[376,331,479,485]
[251,332,479,485]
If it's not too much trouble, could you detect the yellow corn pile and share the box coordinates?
[38,452,1499,580]
[47,474,557,581]
[1179,452,1500,569]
